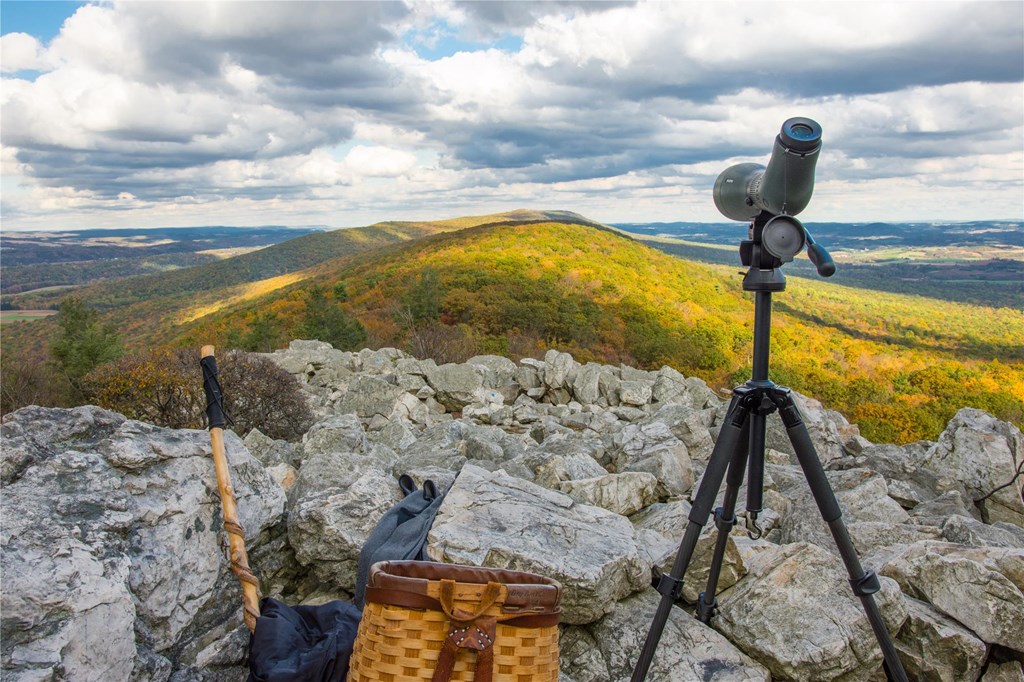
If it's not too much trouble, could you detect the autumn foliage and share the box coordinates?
[84,348,313,440]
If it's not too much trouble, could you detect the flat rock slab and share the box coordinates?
[426,464,648,624]
[879,541,1024,652]
[715,542,907,681]
[895,596,987,682]
[561,590,770,682]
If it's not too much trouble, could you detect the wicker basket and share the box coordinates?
[348,561,561,682]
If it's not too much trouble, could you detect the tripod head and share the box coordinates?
[713,118,836,292]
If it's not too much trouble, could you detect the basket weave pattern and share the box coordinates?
[348,602,559,682]
[348,565,560,682]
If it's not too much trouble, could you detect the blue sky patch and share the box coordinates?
[1,1,86,42]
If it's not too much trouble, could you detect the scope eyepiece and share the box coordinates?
[780,118,822,152]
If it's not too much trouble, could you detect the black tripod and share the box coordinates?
[630,214,908,681]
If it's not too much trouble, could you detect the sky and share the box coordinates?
[1,1,1022,231]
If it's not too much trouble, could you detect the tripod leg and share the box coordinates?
[696,417,751,624]
[630,394,750,682]
[775,390,909,682]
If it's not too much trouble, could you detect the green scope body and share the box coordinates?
[713,117,822,221]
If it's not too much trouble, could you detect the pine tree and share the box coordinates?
[49,296,124,401]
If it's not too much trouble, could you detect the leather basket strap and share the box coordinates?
[368,561,561,612]
[439,579,503,622]
[363,586,562,627]
[431,616,497,682]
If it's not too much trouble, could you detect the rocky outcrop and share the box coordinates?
[4,342,1024,681]
[1,406,286,681]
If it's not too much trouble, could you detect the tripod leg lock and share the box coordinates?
[713,506,737,533]
[849,570,881,597]
[651,567,685,602]
[696,592,718,624]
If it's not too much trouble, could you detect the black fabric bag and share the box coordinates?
[353,474,444,608]
[247,474,444,681]
[246,597,361,682]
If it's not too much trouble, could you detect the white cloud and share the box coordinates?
[0,0,1021,229]
[0,32,52,73]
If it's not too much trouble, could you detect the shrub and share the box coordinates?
[85,348,313,441]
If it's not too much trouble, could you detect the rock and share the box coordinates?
[650,366,690,405]
[0,406,284,681]
[879,541,1024,652]
[895,596,987,682]
[287,470,402,592]
[830,442,970,509]
[543,349,578,390]
[426,465,648,624]
[631,500,752,603]
[242,428,299,467]
[941,515,1024,548]
[920,408,1024,525]
[358,347,406,374]
[301,414,368,457]
[848,522,943,555]
[532,451,608,490]
[777,468,910,551]
[334,374,405,419]
[571,363,604,405]
[983,662,1024,682]
[610,421,693,498]
[910,489,983,524]
[562,590,770,682]
[425,363,484,411]
[647,404,717,463]
[620,381,653,407]
[715,542,907,681]
[467,354,518,384]
[266,339,350,376]
[559,472,659,516]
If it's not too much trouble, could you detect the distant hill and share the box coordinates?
[172,215,1023,444]
[612,221,1024,309]
[3,210,1021,443]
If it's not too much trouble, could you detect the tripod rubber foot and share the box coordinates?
[849,570,881,597]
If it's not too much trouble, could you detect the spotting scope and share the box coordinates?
[713,117,833,277]
[713,117,821,221]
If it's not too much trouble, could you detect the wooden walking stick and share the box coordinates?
[200,345,261,633]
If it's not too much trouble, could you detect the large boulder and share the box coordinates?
[425,363,484,411]
[630,499,755,603]
[287,469,402,592]
[334,374,405,420]
[777,468,910,551]
[426,465,648,624]
[560,590,770,682]
[559,472,659,516]
[0,406,285,681]
[830,442,970,510]
[714,542,908,681]
[879,541,1024,652]
[919,408,1024,525]
[895,596,988,682]
[609,421,693,497]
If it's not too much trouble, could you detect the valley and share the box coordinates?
[1,210,1021,445]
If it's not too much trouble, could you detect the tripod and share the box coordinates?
[630,215,908,681]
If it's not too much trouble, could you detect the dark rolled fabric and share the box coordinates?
[247,597,361,682]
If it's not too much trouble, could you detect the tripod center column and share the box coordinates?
[751,290,773,383]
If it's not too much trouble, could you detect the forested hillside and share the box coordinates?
[4,212,1021,444]
[172,219,1024,444]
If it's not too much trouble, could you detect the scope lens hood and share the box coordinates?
[780,117,822,152]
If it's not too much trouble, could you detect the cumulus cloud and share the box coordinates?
[1,0,1021,228]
